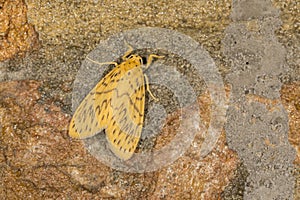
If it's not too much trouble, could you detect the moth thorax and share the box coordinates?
[123,55,143,70]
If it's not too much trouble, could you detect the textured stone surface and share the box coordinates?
[152,131,238,199]
[0,0,232,99]
[222,0,297,199]
[0,80,238,198]
[0,0,298,199]
[281,82,300,165]
[150,88,238,199]
[0,0,38,61]
[281,81,300,200]
[0,80,298,199]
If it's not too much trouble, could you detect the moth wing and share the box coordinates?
[69,67,122,139]
[106,67,145,160]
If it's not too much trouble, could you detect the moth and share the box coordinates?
[69,44,163,160]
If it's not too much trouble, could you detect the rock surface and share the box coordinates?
[0,0,298,199]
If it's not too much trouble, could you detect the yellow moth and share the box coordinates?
[69,44,163,160]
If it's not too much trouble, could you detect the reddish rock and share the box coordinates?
[281,81,300,165]
[152,89,239,199]
[0,0,39,61]
[281,81,300,199]
[0,80,239,199]
[0,80,110,198]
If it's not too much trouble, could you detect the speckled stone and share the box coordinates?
[0,0,38,61]
[281,81,300,199]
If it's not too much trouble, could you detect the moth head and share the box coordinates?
[125,54,144,69]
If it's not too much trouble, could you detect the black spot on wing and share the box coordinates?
[95,105,101,116]
[102,82,108,86]
[101,99,109,110]
[135,96,143,101]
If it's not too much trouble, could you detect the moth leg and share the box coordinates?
[145,54,164,69]
[87,57,118,67]
[144,74,159,101]
[122,41,134,60]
